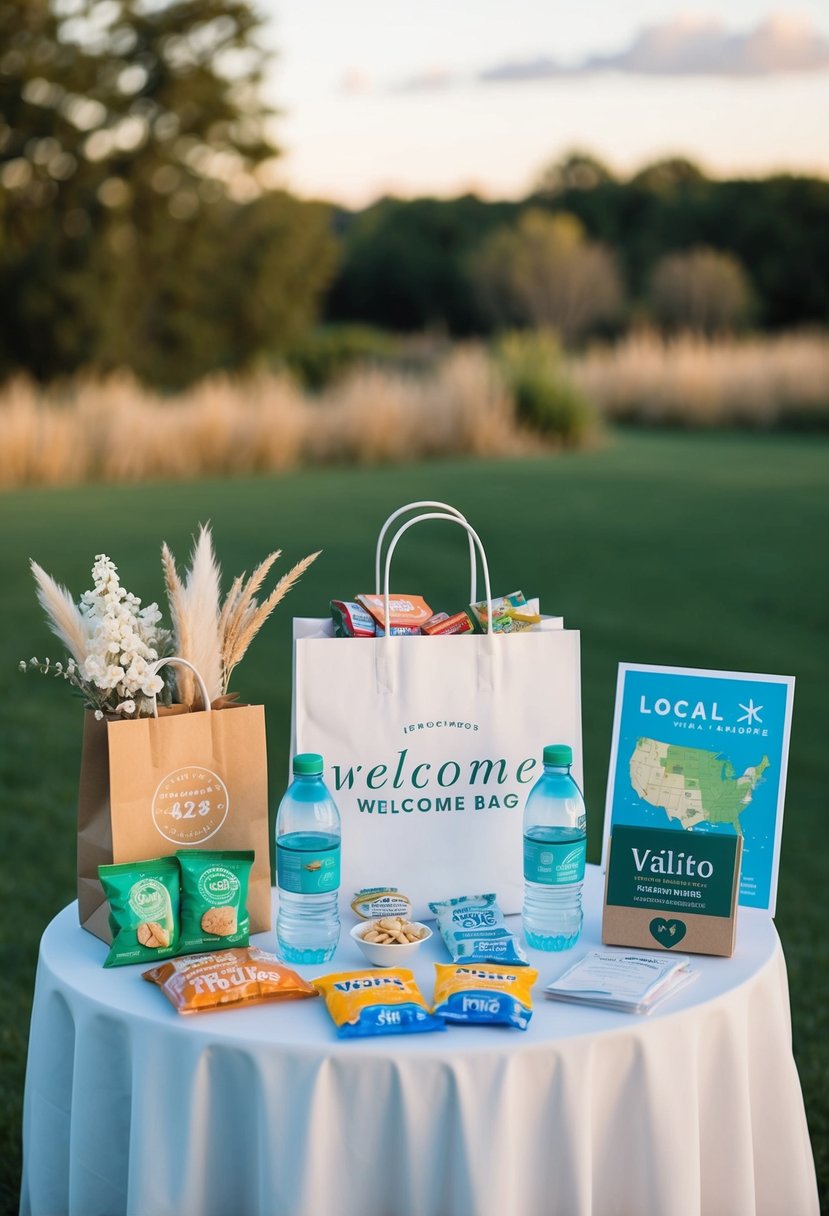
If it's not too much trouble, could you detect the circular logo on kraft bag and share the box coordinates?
[151,767,229,844]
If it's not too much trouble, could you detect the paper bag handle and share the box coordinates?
[374,501,477,604]
[148,657,212,716]
[382,512,494,637]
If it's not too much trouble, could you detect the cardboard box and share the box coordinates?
[602,824,742,957]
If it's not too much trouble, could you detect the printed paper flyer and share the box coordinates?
[601,664,795,913]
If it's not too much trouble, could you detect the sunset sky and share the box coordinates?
[262,2,829,205]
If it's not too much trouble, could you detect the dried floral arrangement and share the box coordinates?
[22,526,319,719]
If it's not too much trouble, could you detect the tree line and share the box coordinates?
[327,159,829,341]
[1,2,828,391]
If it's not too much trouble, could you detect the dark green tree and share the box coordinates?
[534,149,616,197]
[0,0,337,386]
[629,157,707,192]
[326,195,517,335]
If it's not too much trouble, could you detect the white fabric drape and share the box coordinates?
[20,868,818,1216]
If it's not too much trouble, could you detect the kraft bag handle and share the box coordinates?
[148,657,212,717]
[374,501,477,604]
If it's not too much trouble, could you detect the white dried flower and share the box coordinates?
[79,554,162,708]
[29,553,171,719]
[106,664,126,688]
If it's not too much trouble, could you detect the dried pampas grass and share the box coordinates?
[161,542,193,705]
[161,525,222,707]
[29,560,90,666]
[181,525,222,706]
[218,549,282,681]
[220,549,321,693]
[162,526,320,702]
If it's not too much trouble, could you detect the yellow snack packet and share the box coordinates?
[314,968,445,1038]
[432,962,539,1030]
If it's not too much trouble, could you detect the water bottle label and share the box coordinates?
[277,843,341,894]
[524,837,586,885]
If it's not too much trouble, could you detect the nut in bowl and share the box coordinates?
[350,917,432,967]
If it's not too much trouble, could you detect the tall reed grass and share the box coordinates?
[569,331,829,428]
[0,348,540,490]
[3,331,827,490]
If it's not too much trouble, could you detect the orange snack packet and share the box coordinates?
[143,946,317,1014]
[422,611,474,636]
[356,594,433,630]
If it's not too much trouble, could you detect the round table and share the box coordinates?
[20,868,818,1216]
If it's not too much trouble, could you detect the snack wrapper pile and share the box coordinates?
[99,850,255,967]
[330,590,551,637]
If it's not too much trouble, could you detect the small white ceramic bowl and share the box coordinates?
[350,920,432,967]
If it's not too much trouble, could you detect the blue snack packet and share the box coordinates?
[428,893,529,966]
[432,963,538,1030]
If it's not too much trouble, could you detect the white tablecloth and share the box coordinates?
[20,867,818,1216]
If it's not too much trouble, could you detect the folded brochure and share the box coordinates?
[543,949,695,1015]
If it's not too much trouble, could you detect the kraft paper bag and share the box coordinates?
[77,703,271,942]
[291,503,583,919]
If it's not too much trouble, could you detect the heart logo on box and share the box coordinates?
[649,917,687,948]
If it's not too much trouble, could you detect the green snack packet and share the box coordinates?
[177,849,254,954]
[99,856,180,968]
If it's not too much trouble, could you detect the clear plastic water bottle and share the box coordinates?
[276,752,341,964]
[522,744,587,951]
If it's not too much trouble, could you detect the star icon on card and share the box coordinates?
[738,699,763,725]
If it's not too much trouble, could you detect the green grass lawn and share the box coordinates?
[2,429,828,1213]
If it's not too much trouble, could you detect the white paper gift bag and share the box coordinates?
[291,502,582,918]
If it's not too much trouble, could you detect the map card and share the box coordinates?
[601,664,795,915]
